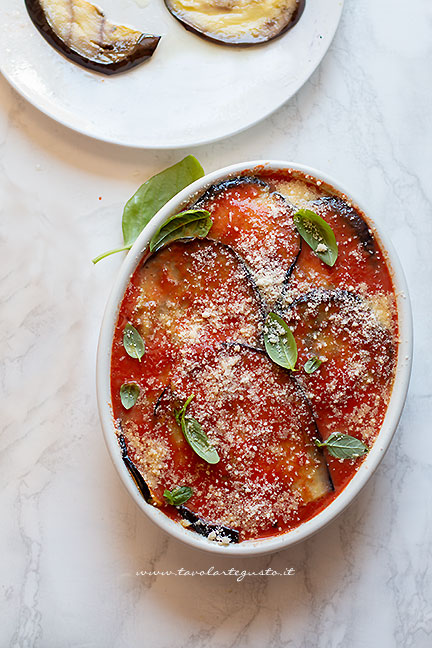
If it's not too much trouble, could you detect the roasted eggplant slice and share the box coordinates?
[165,0,305,46]
[196,177,301,306]
[133,239,265,352]
[25,0,160,75]
[118,434,152,503]
[110,239,267,509]
[275,188,391,304]
[178,506,239,543]
[311,196,376,256]
[284,289,396,485]
[124,344,332,540]
[158,345,333,539]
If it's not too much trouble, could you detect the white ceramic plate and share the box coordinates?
[97,160,412,556]
[0,1,344,148]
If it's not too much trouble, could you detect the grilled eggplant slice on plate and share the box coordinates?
[25,0,161,75]
[165,0,305,46]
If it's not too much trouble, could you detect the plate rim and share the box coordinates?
[0,0,345,149]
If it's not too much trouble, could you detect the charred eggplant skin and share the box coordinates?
[164,0,305,47]
[120,427,240,540]
[178,506,240,543]
[118,434,152,502]
[195,176,268,203]
[312,197,376,256]
[25,0,160,75]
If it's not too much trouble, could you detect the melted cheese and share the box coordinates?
[167,0,300,44]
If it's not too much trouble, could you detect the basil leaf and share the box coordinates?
[175,396,220,464]
[149,209,213,253]
[182,416,220,464]
[264,312,297,371]
[123,323,145,361]
[293,209,338,267]
[92,244,132,265]
[163,486,193,506]
[123,156,204,247]
[92,155,204,263]
[120,383,140,410]
[174,394,194,425]
[315,432,368,459]
[304,356,323,374]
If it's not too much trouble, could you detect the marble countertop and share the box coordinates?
[1,0,431,646]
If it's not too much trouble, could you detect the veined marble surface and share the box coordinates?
[1,0,431,646]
